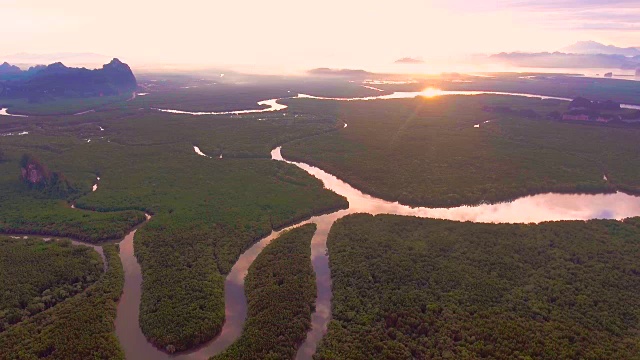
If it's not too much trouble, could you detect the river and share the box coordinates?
[163,144,640,360]
[0,108,28,117]
[155,99,287,116]
[155,90,640,116]
[7,90,640,359]
[271,147,640,360]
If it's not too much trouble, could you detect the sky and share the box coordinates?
[1,0,639,73]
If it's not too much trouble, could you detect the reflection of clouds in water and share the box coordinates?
[193,146,211,158]
[407,192,640,223]
[0,108,28,117]
[0,131,29,136]
[157,98,287,116]
[272,147,640,224]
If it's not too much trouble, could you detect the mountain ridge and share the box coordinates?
[490,52,640,70]
[0,58,137,100]
[0,52,112,67]
[561,41,640,57]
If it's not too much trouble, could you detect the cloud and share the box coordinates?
[502,0,640,32]
[505,0,640,9]
[394,57,425,64]
[578,23,640,31]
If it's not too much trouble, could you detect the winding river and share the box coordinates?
[6,90,640,359]
[272,147,640,360]
[155,99,287,116]
[147,143,640,360]
[116,90,640,358]
[154,90,640,116]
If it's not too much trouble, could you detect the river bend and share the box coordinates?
[9,90,640,359]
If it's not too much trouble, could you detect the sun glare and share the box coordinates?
[419,87,443,98]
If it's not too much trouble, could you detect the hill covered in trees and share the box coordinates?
[19,154,75,197]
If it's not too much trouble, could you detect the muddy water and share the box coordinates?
[114,219,327,360]
[114,228,163,359]
[294,210,348,359]
[177,228,312,359]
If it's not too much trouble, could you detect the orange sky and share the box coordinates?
[1,0,638,73]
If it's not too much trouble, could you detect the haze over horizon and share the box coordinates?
[2,0,639,73]
[3,1,640,359]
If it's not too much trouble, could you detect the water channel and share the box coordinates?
[6,90,640,359]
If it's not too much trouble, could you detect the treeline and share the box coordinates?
[213,224,317,360]
[316,214,640,359]
[0,244,125,359]
[0,237,102,331]
[483,105,541,119]
[0,206,147,243]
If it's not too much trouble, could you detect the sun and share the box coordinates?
[419,87,443,98]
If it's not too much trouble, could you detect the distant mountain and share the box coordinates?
[0,62,22,76]
[394,57,425,64]
[0,58,137,100]
[490,52,640,69]
[1,52,112,67]
[561,41,640,57]
[308,68,372,78]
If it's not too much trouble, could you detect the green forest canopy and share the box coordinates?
[0,237,102,332]
[0,244,125,360]
[283,95,640,207]
[317,214,640,359]
[0,108,346,351]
